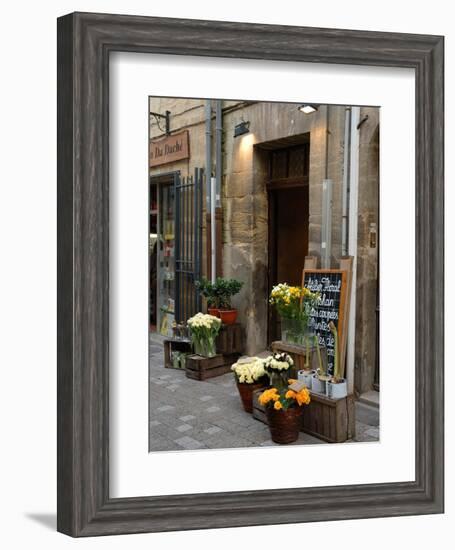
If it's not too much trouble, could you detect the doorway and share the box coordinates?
[267,142,310,343]
[149,172,178,336]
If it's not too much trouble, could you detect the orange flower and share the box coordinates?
[258,387,279,406]
[285,390,297,400]
[295,387,311,406]
[274,400,283,410]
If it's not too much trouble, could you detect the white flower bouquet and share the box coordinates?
[231,357,267,384]
[187,312,222,357]
[263,352,294,391]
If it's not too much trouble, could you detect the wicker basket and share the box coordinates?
[236,380,268,413]
[265,406,303,444]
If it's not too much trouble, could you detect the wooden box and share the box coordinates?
[252,388,267,424]
[252,387,356,444]
[302,393,356,443]
[271,340,318,377]
[163,338,193,369]
[216,323,245,355]
[185,353,240,381]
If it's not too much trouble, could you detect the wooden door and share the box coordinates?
[267,143,310,343]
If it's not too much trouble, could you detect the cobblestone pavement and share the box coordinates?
[149,339,380,452]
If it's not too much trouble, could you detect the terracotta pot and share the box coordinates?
[236,380,267,413]
[266,406,303,444]
[207,308,220,318]
[219,309,238,325]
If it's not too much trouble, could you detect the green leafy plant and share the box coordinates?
[195,277,217,307]
[196,277,244,309]
[214,277,244,309]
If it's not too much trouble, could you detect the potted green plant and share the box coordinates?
[195,278,219,317]
[214,277,244,325]
[231,357,268,413]
[327,321,347,399]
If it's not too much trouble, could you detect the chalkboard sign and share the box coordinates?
[302,269,347,376]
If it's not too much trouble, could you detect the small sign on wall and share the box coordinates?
[150,130,190,167]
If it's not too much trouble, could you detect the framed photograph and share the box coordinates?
[57,12,444,536]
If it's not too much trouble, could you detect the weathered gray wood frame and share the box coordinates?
[57,12,444,536]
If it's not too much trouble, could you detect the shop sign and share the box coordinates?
[150,130,189,167]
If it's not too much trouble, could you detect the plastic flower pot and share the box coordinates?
[265,406,303,444]
[236,380,268,413]
[219,309,238,325]
[312,374,329,396]
[327,378,348,399]
[297,369,315,390]
[207,307,220,318]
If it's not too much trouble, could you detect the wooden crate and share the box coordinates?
[252,388,355,443]
[185,353,240,381]
[163,339,193,369]
[271,340,318,377]
[252,388,267,424]
[302,393,356,443]
[216,323,245,355]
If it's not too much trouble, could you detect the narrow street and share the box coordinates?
[149,338,380,452]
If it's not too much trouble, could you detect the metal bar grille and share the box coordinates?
[174,168,203,323]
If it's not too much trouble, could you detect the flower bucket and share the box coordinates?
[188,312,222,358]
[297,369,314,390]
[236,380,268,413]
[193,337,216,358]
[327,378,348,399]
[280,317,308,346]
[265,406,303,444]
[312,374,328,396]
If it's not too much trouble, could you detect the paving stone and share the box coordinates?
[179,414,196,422]
[199,395,214,401]
[174,436,205,449]
[149,420,161,427]
[204,426,222,436]
[355,402,380,427]
[364,427,380,439]
[167,384,180,391]
[156,405,174,412]
[205,405,221,413]
[176,424,193,433]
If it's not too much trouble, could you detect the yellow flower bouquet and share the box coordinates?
[269,283,320,346]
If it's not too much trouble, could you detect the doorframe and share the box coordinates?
[149,170,180,334]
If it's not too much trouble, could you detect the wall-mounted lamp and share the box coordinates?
[150,109,171,134]
[298,104,318,115]
[234,120,250,138]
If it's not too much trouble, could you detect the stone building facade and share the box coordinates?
[149,97,379,395]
